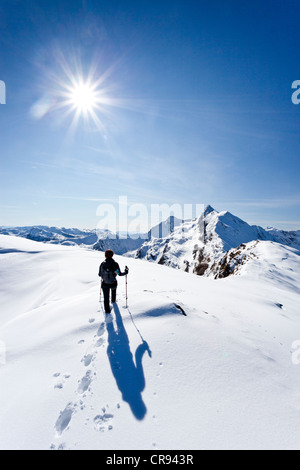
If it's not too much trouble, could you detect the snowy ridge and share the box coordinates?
[265,227,300,248]
[212,239,300,284]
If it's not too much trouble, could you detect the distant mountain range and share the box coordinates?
[0,225,143,255]
[1,206,299,277]
[0,225,100,245]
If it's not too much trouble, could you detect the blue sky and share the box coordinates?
[0,0,300,230]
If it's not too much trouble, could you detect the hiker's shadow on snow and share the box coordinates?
[105,304,151,421]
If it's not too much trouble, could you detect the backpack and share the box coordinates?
[100,260,117,285]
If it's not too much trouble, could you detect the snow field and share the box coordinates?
[0,235,300,449]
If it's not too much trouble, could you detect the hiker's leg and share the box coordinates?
[111,287,117,303]
[102,286,111,313]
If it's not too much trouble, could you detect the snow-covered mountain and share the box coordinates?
[147,215,184,239]
[0,226,143,255]
[0,226,100,246]
[1,206,300,278]
[0,234,300,450]
[134,205,300,277]
[265,226,300,248]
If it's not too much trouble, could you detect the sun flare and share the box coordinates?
[32,51,122,134]
[70,82,97,112]
[60,74,108,132]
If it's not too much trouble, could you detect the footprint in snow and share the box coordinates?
[50,443,66,450]
[78,370,93,394]
[93,411,114,432]
[105,314,113,324]
[81,354,94,367]
[54,383,64,390]
[53,374,71,389]
[55,403,74,436]
[96,337,105,348]
[97,322,105,337]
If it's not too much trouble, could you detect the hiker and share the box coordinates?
[98,249,129,313]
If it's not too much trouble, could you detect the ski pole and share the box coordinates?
[100,283,102,304]
[125,274,128,308]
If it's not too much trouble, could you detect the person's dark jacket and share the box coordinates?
[98,258,128,287]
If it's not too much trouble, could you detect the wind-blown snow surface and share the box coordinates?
[0,235,300,450]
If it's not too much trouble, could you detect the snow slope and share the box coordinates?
[0,235,300,450]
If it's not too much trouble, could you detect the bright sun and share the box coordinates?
[70,82,97,112]
[36,57,119,133]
